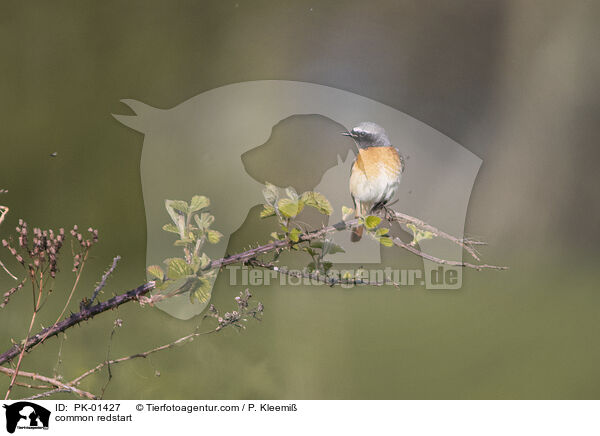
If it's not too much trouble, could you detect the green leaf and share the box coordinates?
[203,269,217,280]
[322,262,333,272]
[364,215,382,230]
[157,276,188,293]
[301,191,333,215]
[190,277,213,304]
[260,205,276,218]
[309,241,324,249]
[407,223,435,245]
[190,255,201,273]
[375,227,390,237]
[162,223,180,234]
[165,200,186,235]
[147,265,164,280]
[206,229,223,244]
[190,195,210,212]
[262,182,279,206]
[167,258,192,279]
[379,236,394,247]
[278,198,304,218]
[162,257,180,266]
[342,206,354,220]
[323,241,345,255]
[304,247,316,256]
[174,238,193,246]
[169,200,189,214]
[194,213,214,231]
[199,253,211,269]
[289,227,301,243]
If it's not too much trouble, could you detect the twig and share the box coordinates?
[0,205,8,226]
[90,256,120,306]
[0,260,17,281]
[386,209,484,261]
[0,366,96,399]
[4,275,45,400]
[97,318,120,399]
[1,278,26,308]
[392,237,507,271]
[38,249,90,344]
[53,334,66,379]
[0,204,17,280]
[14,381,52,390]
[20,388,70,400]
[69,328,218,387]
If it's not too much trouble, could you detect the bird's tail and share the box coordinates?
[350,224,364,242]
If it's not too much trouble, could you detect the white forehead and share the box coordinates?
[353,122,386,135]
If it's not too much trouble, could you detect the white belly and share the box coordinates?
[350,168,401,205]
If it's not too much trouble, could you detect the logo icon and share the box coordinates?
[3,402,50,433]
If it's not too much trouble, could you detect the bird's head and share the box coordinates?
[341,122,391,148]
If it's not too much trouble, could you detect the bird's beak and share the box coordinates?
[341,131,355,137]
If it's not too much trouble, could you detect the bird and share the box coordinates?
[342,122,404,241]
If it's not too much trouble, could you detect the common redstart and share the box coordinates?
[343,122,404,241]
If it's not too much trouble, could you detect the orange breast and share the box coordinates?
[353,147,402,179]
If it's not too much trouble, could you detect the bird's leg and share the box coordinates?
[380,204,396,221]
[350,198,365,242]
[370,201,385,213]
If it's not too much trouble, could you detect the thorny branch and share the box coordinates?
[247,259,404,287]
[0,282,156,366]
[5,290,262,400]
[0,209,504,366]
[208,213,505,272]
[0,189,504,400]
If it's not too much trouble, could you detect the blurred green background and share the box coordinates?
[1,0,599,399]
